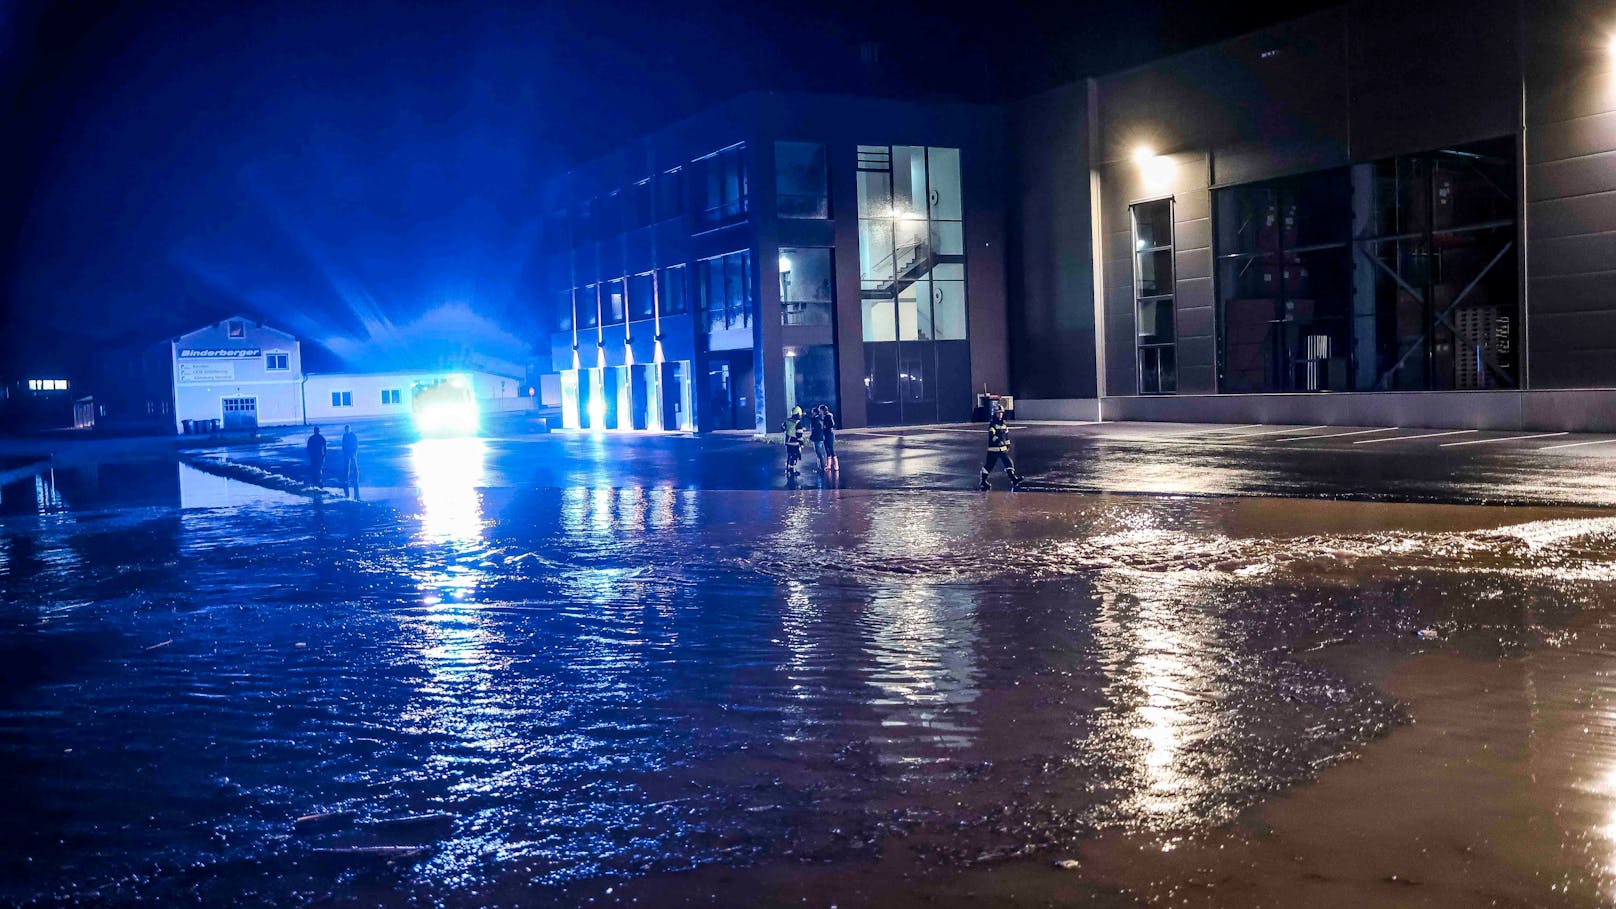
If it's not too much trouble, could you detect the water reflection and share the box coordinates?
[412,438,487,544]
[12,488,1616,905]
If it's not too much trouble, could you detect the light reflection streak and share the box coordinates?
[411,437,487,544]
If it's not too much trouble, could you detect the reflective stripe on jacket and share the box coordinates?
[987,422,1010,452]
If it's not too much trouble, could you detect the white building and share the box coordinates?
[302,370,525,424]
[167,317,304,433]
[162,317,529,433]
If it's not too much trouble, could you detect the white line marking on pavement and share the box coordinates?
[1239,425,1329,437]
[1439,432,1569,448]
[1354,429,1477,445]
[1539,438,1616,452]
[1183,424,1264,435]
[1273,427,1398,442]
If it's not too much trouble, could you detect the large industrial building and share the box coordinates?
[1013,0,1616,429]
[534,0,1616,433]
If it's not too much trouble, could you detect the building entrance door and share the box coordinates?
[661,361,689,431]
[221,396,258,431]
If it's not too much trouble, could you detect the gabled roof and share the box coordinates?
[174,316,297,344]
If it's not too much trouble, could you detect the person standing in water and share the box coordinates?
[306,426,327,488]
[782,405,808,476]
[979,405,1024,490]
[809,405,828,472]
[340,425,359,498]
[819,405,839,471]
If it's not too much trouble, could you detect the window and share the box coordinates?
[659,265,689,315]
[628,272,655,321]
[381,389,402,405]
[556,289,575,332]
[227,320,245,339]
[1212,136,1516,394]
[629,179,654,230]
[776,142,829,219]
[698,250,753,333]
[331,391,352,407]
[695,144,748,227]
[856,145,970,425]
[779,247,834,326]
[27,378,68,392]
[1134,198,1177,395]
[579,285,600,329]
[592,193,622,241]
[657,168,684,221]
[784,345,838,416]
[1215,172,1348,393]
[602,279,626,325]
[265,352,289,371]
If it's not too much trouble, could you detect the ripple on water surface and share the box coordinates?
[2,489,1616,905]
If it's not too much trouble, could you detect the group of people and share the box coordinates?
[781,404,838,476]
[781,403,1025,490]
[306,425,361,498]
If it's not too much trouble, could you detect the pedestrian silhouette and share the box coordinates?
[340,425,359,498]
[306,427,327,489]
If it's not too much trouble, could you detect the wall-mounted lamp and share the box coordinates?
[1133,146,1176,192]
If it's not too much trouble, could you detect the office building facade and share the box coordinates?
[537,93,1010,433]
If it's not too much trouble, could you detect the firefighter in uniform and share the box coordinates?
[783,405,808,476]
[979,405,1024,490]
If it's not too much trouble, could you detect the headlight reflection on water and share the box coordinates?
[411,437,488,545]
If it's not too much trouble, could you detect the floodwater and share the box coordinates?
[5,444,1616,906]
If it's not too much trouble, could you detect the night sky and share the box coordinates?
[0,0,1326,375]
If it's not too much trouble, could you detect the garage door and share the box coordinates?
[221,397,258,431]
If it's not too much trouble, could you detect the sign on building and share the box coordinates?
[178,362,237,384]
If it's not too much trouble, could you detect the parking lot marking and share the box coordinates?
[1273,427,1398,442]
[1239,425,1330,437]
[1539,438,1616,452]
[1439,432,1569,448]
[1354,429,1476,445]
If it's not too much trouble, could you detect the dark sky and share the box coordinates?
[0,0,1327,374]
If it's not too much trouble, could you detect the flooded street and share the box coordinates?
[5,434,1616,906]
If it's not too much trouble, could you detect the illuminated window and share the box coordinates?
[27,379,68,392]
[381,389,401,405]
[265,352,289,371]
[331,391,352,407]
[1133,198,1176,395]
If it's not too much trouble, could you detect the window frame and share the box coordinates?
[264,351,290,371]
[330,391,353,408]
[1131,196,1178,395]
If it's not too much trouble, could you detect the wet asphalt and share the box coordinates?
[4,419,1616,906]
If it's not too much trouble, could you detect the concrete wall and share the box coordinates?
[1523,0,1616,388]
[1099,389,1616,433]
[1007,81,1097,399]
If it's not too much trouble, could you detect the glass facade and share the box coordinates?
[659,266,688,315]
[784,345,837,417]
[698,250,753,334]
[628,272,655,321]
[1133,198,1176,395]
[1215,137,1517,394]
[775,142,829,219]
[696,144,748,227]
[779,247,833,326]
[856,145,970,425]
